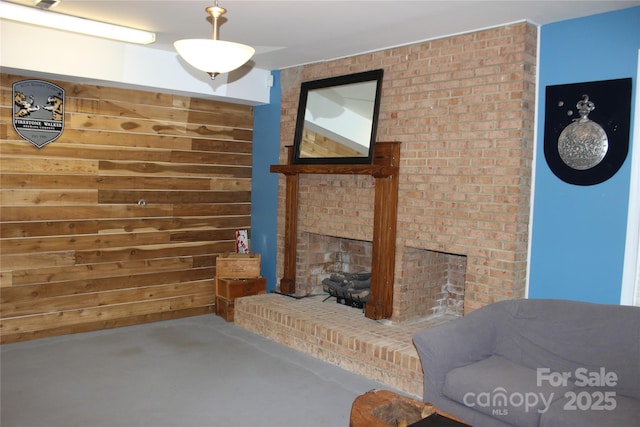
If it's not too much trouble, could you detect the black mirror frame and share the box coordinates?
[291,69,384,165]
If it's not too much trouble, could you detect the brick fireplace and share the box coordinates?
[275,22,537,317]
[236,22,537,395]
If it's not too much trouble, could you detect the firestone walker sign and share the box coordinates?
[12,79,64,148]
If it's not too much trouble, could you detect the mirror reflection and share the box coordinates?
[292,69,383,164]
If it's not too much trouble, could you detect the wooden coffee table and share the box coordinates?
[350,389,470,427]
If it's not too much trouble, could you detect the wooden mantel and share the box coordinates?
[270,141,400,320]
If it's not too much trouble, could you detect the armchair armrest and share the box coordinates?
[413,306,498,401]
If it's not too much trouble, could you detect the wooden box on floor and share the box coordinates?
[215,297,233,321]
[215,278,267,321]
[215,252,264,322]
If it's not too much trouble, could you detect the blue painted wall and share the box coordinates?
[529,7,639,303]
[251,71,281,292]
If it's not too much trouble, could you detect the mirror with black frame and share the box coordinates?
[291,69,384,165]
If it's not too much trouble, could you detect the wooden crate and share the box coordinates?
[214,277,266,321]
[217,277,267,300]
[215,297,235,322]
[216,252,261,279]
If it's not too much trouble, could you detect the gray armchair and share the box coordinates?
[413,299,640,427]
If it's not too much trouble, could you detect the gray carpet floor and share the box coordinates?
[1,314,396,427]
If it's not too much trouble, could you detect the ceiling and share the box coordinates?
[5,0,640,70]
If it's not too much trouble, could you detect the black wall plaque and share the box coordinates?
[544,78,631,185]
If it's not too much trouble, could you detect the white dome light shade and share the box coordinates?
[174,39,255,77]
[174,3,255,80]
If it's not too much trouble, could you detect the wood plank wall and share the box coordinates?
[0,73,254,343]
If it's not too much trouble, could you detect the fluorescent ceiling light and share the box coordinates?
[0,1,156,45]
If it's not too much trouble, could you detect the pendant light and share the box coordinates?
[174,1,255,80]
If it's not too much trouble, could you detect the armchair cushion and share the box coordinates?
[442,355,574,427]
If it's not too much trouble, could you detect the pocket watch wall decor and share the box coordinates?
[544,78,631,186]
[557,95,608,170]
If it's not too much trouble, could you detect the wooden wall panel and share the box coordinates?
[0,73,254,343]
